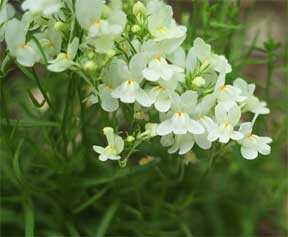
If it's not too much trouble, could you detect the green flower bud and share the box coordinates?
[126,136,135,142]
[83,61,97,72]
[88,51,96,59]
[131,24,141,33]
[106,49,116,58]
[133,1,146,16]
[192,76,206,87]
[54,21,66,32]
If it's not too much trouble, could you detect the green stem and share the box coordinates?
[61,76,74,159]
[31,68,54,111]
[265,54,273,99]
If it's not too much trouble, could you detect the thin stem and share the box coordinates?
[61,76,74,160]
[265,54,273,99]
[31,68,54,111]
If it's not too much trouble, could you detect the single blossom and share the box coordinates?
[75,0,126,52]
[238,122,272,159]
[161,133,195,155]
[149,77,180,112]
[5,19,40,67]
[157,91,204,136]
[208,104,243,143]
[233,78,270,114]
[48,37,79,72]
[111,53,153,107]
[142,56,183,82]
[93,127,124,161]
[146,0,186,53]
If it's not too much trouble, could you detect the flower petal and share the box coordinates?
[241,147,258,160]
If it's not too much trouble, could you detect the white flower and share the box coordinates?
[93,127,124,161]
[149,78,178,112]
[35,20,62,60]
[157,91,205,136]
[161,133,195,155]
[0,2,15,41]
[216,83,246,110]
[98,59,126,112]
[188,38,232,75]
[142,56,183,82]
[238,122,272,159]
[208,104,243,143]
[48,37,79,72]
[75,0,126,52]
[5,19,40,67]
[111,53,153,107]
[139,123,158,139]
[233,78,270,114]
[146,0,186,53]
[22,0,63,16]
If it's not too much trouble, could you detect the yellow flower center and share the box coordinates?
[247,133,254,139]
[95,19,102,24]
[224,122,230,127]
[20,43,28,49]
[127,79,133,85]
[198,115,205,121]
[48,40,54,48]
[154,56,161,61]
[63,53,69,60]
[220,85,227,91]
[177,112,183,117]
[105,83,112,88]
[158,26,167,33]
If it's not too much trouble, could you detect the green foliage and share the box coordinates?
[1,0,287,236]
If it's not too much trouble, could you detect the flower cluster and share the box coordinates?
[2,0,272,162]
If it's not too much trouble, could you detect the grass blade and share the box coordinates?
[96,201,119,237]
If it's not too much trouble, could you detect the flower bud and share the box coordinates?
[83,61,97,72]
[133,1,146,16]
[103,127,113,134]
[88,51,96,59]
[54,21,66,32]
[126,136,135,142]
[106,49,116,58]
[192,76,206,87]
[131,24,141,33]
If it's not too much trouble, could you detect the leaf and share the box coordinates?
[27,90,46,108]
[23,197,34,237]
[80,159,160,187]
[210,21,241,30]
[73,188,108,214]
[31,35,48,65]
[0,119,60,127]
[96,201,119,237]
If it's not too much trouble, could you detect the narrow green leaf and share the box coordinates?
[23,197,34,237]
[31,35,48,65]
[1,119,60,127]
[96,201,119,237]
[210,21,241,30]
[73,188,108,214]
[27,90,46,108]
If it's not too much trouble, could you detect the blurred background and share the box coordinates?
[1,0,287,236]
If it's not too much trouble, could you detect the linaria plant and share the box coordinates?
[3,0,270,161]
[1,0,285,236]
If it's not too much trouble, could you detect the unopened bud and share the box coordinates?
[84,61,97,72]
[131,24,141,33]
[126,136,135,142]
[133,1,146,16]
[54,21,66,32]
[88,51,96,59]
[192,76,206,87]
[106,49,116,58]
